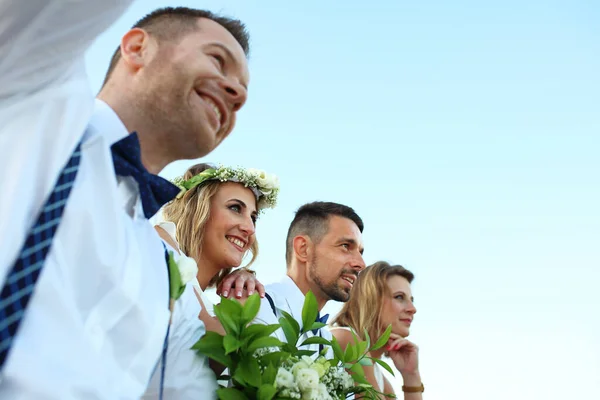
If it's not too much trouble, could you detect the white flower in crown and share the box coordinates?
[264,173,279,190]
[248,168,279,190]
[177,255,198,284]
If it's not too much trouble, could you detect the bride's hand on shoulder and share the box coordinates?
[386,333,420,379]
[216,268,265,303]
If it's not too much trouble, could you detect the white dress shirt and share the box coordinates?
[142,223,218,400]
[0,2,172,398]
[253,276,334,358]
[142,275,218,400]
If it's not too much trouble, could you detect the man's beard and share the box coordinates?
[308,255,355,303]
[133,67,214,160]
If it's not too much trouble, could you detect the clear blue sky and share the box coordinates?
[86,1,600,398]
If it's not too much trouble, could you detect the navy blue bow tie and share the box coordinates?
[111,132,180,219]
[312,312,330,335]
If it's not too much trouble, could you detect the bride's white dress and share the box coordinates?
[141,221,217,399]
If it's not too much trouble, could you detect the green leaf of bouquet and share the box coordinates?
[241,293,261,325]
[358,357,373,366]
[307,322,326,332]
[261,363,278,385]
[192,332,233,368]
[319,346,329,357]
[371,324,393,351]
[167,252,183,301]
[350,329,367,359]
[257,384,277,400]
[216,387,249,400]
[343,342,357,362]
[232,367,247,387]
[300,291,319,335]
[330,336,345,362]
[296,349,316,357]
[373,357,395,377]
[362,328,371,349]
[238,357,262,387]
[224,334,242,355]
[279,310,300,337]
[299,336,331,347]
[355,339,369,360]
[196,347,233,369]
[191,331,223,350]
[241,323,281,342]
[247,336,283,354]
[280,342,295,355]
[259,352,287,371]
[278,316,299,350]
[348,364,369,383]
[215,298,243,336]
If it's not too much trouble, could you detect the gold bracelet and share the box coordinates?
[402,383,424,393]
[242,267,256,276]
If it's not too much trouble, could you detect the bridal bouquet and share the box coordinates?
[192,292,395,399]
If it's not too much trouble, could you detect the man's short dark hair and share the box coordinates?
[102,7,250,86]
[285,201,364,265]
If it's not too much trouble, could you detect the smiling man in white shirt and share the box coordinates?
[253,202,367,356]
[0,3,254,399]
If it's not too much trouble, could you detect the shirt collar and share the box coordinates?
[90,99,144,218]
[90,99,129,145]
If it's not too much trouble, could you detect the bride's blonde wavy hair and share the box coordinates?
[332,261,414,342]
[162,163,259,288]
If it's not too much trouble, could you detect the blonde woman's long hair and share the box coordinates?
[332,261,414,342]
[162,163,259,288]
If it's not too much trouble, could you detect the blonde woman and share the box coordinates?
[331,261,423,399]
[143,163,279,399]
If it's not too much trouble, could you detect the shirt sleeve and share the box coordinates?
[0,0,135,313]
[0,0,134,97]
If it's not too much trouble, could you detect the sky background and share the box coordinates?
[85,1,600,398]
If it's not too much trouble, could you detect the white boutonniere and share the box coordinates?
[167,252,198,314]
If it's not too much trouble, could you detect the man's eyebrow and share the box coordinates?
[337,237,365,255]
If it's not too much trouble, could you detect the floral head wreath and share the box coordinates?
[172,165,280,211]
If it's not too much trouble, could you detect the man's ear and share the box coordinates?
[119,28,154,71]
[292,235,311,263]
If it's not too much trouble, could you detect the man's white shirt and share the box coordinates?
[0,2,173,398]
[142,225,218,400]
[254,276,334,358]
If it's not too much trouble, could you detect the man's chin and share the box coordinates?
[190,128,219,157]
[327,287,350,303]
